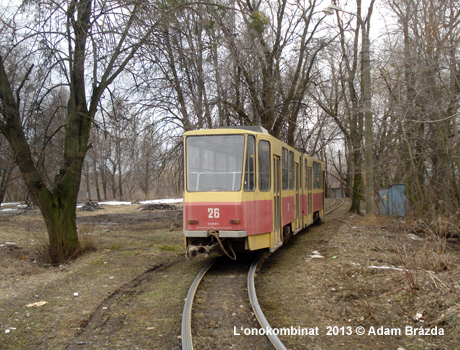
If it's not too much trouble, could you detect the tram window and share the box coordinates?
[186,135,244,192]
[305,160,308,190]
[282,148,295,190]
[288,151,294,190]
[216,154,227,189]
[258,140,270,191]
[202,149,214,171]
[244,135,255,191]
[282,148,288,190]
[313,161,322,189]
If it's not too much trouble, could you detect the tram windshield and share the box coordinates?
[186,135,245,192]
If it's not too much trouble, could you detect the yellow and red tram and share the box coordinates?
[183,126,325,257]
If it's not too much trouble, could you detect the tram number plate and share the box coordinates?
[208,208,220,218]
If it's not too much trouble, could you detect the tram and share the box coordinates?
[183,126,325,258]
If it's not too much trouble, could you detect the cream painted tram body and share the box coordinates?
[183,126,325,257]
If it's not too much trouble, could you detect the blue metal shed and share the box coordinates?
[378,184,408,216]
[378,189,389,215]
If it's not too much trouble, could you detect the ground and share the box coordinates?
[258,202,460,349]
[0,199,459,349]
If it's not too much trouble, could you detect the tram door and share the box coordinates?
[295,162,300,231]
[273,156,282,249]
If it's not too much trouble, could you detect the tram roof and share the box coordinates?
[184,126,269,136]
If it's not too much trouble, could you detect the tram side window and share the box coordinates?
[313,161,322,189]
[282,148,289,190]
[258,140,270,191]
[305,160,308,190]
[288,151,294,190]
[282,148,295,190]
[244,135,255,191]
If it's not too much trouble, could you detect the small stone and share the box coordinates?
[311,254,324,259]
[26,301,48,308]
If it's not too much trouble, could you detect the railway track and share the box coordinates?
[325,198,345,215]
[182,259,216,350]
[182,255,273,350]
[182,199,345,350]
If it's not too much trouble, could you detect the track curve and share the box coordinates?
[325,199,345,215]
[181,259,216,350]
[248,253,287,350]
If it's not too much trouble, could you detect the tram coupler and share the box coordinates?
[186,242,220,258]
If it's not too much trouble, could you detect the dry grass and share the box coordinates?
[257,202,460,350]
[0,205,196,350]
[1,201,459,349]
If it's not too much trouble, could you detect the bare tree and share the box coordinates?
[138,0,329,147]
[312,0,375,213]
[380,0,460,214]
[217,0,328,144]
[0,0,158,263]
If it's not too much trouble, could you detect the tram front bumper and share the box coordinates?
[184,230,247,238]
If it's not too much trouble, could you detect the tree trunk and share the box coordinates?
[118,162,123,201]
[350,150,362,213]
[0,171,8,205]
[111,170,117,200]
[85,163,91,200]
[93,156,101,202]
[349,110,363,213]
[144,154,150,200]
[40,192,80,263]
[0,163,14,206]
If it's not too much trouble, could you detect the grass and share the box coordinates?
[256,205,460,349]
[2,201,459,349]
[109,243,122,250]
[157,244,183,253]
[0,204,191,349]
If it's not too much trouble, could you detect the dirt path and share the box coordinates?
[0,206,205,350]
[66,256,197,350]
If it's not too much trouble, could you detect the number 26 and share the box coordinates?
[208,208,220,218]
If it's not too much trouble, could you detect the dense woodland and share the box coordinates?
[1,0,459,262]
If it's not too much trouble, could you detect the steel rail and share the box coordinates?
[325,199,345,215]
[247,199,345,350]
[248,253,287,350]
[181,258,217,350]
